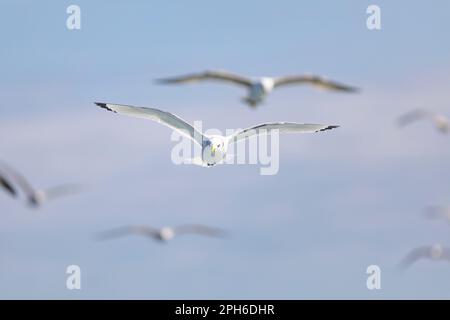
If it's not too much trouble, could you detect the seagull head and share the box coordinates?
[260,77,275,92]
[159,227,175,241]
[206,136,227,158]
[28,190,46,208]
[245,79,272,107]
[430,244,444,259]
[434,115,449,133]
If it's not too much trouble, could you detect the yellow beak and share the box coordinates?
[211,146,217,156]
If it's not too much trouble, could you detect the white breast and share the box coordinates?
[202,136,227,166]
[260,77,275,93]
[160,227,175,241]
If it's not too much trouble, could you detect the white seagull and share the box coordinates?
[397,109,449,134]
[0,161,82,208]
[96,225,226,243]
[95,102,339,167]
[156,70,359,107]
[399,244,450,270]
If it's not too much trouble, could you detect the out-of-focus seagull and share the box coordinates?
[397,109,449,133]
[423,206,450,223]
[95,102,339,167]
[398,244,450,270]
[96,225,227,243]
[155,70,359,107]
[0,161,82,208]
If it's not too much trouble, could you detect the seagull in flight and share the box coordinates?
[398,244,450,270]
[397,109,449,134]
[0,161,82,208]
[95,102,339,167]
[96,225,227,243]
[156,70,359,107]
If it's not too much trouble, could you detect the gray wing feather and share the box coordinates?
[174,225,227,237]
[273,75,359,92]
[95,103,205,147]
[398,247,431,270]
[397,109,432,127]
[423,206,449,220]
[228,123,339,144]
[156,70,252,87]
[43,184,83,200]
[95,226,159,241]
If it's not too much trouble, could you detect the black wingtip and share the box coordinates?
[94,102,106,108]
[316,125,340,133]
[348,87,361,93]
[94,102,116,113]
[343,84,361,93]
[154,78,174,84]
[334,83,360,93]
[0,176,17,198]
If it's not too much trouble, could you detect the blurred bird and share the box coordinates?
[0,161,82,208]
[423,206,450,223]
[397,109,449,133]
[398,244,450,270]
[155,70,359,108]
[95,225,227,243]
[95,102,339,167]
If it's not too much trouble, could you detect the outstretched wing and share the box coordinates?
[397,109,432,127]
[95,226,159,241]
[423,206,450,220]
[95,103,205,147]
[0,161,36,199]
[156,70,252,87]
[273,75,359,92]
[398,247,430,270]
[442,248,450,261]
[174,225,227,238]
[43,184,83,201]
[227,123,339,145]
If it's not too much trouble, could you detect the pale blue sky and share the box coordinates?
[1,1,450,299]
